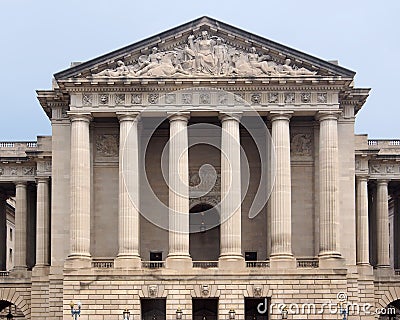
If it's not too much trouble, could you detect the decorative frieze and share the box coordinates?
[0,166,36,177]
[75,91,334,109]
[369,162,400,176]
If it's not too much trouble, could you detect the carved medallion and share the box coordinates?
[99,94,109,105]
[131,93,142,104]
[199,93,211,104]
[82,94,93,106]
[284,93,295,104]
[182,93,192,104]
[251,93,261,104]
[148,93,159,104]
[317,93,327,103]
[268,92,279,103]
[165,94,176,104]
[96,134,119,157]
[253,286,263,298]
[115,94,125,105]
[301,92,311,103]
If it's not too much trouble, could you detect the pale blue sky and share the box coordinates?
[0,0,398,140]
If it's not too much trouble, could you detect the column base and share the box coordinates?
[218,255,245,270]
[10,267,30,278]
[269,255,296,269]
[375,266,394,277]
[32,265,50,277]
[165,255,192,271]
[114,256,141,269]
[64,256,92,269]
[318,253,345,269]
[356,264,373,276]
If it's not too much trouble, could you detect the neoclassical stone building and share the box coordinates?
[0,16,400,320]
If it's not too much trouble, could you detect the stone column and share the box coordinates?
[269,112,294,268]
[115,112,141,268]
[317,112,342,263]
[165,112,192,270]
[356,176,370,266]
[219,113,245,269]
[376,179,390,268]
[0,194,7,271]
[14,182,28,270]
[67,113,92,267]
[35,177,50,268]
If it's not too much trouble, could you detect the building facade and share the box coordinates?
[0,17,400,320]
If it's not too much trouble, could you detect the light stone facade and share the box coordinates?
[0,16,400,320]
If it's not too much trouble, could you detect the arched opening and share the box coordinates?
[0,301,25,319]
[379,299,400,320]
[189,203,220,261]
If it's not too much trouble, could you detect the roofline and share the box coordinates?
[54,16,355,80]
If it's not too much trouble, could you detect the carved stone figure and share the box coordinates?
[93,60,131,77]
[131,93,142,104]
[253,286,263,298]
[370,163,381,173]
[268,92,279,103]
[148,285,158,298]
[10,168,18,176]
[279,59,317,76]
[23,167,34,175]
[0,168,3,176]
[89,31,320,78]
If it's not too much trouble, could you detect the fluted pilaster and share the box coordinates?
[317,112,341,259]
[35,178,50,267]
[0,194,7,270]
[268,112,294,267]
[14,182,27,270]
[166,112,192,269]
[219,113,244,269]
[356,176,370,266]
[115,112,141,268]
[68,113,92,265]
[376,179,390,268]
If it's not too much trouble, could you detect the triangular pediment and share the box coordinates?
[54,16,355,81]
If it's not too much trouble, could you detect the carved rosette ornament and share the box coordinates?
[91,31,318,78]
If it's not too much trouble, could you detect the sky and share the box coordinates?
[0,0,398,140]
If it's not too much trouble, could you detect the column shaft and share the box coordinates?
[376,180,390,267]
[219,114,243,263]
[115,113,141,268]
[69,113,92,261]
[166,112,191,268]
[35,178,50,267]
[269,113,293,259]
[356,176,369,265]
[14,182,27,269]
[318,113,341,258]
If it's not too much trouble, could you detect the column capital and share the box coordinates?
[36,177,50,184]
[377,179,390,186]
[116,112,140,122]
[167,112,190,123]
[356,175,369,182]
[268,111,293,122]
[15,181,27,187]
[219,112,242,123]
[315,111,341,122]
[67,112,93,122]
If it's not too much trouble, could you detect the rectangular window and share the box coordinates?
[9,228,12,241]
[245,252,257,261]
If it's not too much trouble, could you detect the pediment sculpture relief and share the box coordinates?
[92,31,317,78]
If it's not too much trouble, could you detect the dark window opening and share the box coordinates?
[141,298,166,320]
[245,298,270,320]
[245,252,257,261]
[193,298,218,320]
